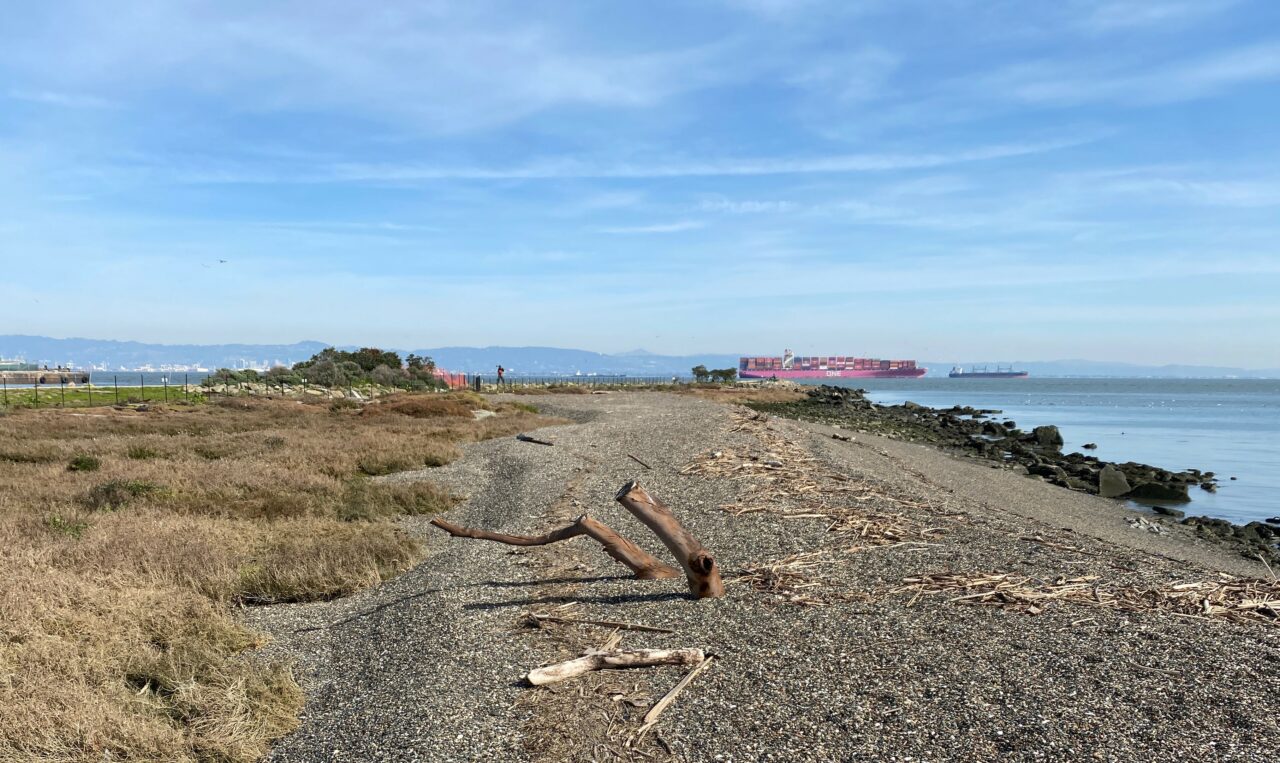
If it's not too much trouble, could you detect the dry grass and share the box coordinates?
[675,384,807,405]
[0,391,554,761]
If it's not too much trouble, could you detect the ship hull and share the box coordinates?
[948,372,1028,379]
[741,368,926,380]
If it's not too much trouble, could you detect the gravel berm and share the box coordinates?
[245,392,1279,762]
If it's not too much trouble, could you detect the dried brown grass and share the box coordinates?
[0,391,554,761]
[676,385,807,405]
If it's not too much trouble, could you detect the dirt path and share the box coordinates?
[247,392,1279,762]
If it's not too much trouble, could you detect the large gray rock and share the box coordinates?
[1125,482,1192,502]
[1032,425,1064,450]
[1098,464,1131,498]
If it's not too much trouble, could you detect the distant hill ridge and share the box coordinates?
[0,336,1276,378]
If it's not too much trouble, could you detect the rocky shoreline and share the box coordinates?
[750,385,1280,562]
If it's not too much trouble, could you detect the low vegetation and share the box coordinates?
[0,384,204,409]
[0,390,550,761]
[690,364,738,383]
[206,346,445,392]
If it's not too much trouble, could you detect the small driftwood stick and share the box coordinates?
[627,453,653,470]
[528,613,676,634]
[430,515,680,580]
[516,433,554,446]
[633,655,716,742]
[526,648,705,686]
[615,479,726,599]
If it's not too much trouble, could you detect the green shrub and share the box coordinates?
[1,448,59,464]
[45,514,90,539]
[68,454,101,472]
[85,479,164,511]
[356,454,417,476]
[339,479,457,521]
[126,444,161,460]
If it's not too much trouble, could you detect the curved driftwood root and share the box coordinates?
[526,647,705,686]
[615,479,726,599]
[430,515,680,580]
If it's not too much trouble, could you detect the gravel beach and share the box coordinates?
[245,392,1279,762]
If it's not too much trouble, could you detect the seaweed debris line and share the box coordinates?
[750,385,1279,562]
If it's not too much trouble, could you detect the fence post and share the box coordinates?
[33,378,38,408]
[88,379,93,407]
[141,375,145,402]
[114,376,119,405]
[2,377,6,407]
[184,374,189,401]
[164,377,169,403]
[61,378,66,407]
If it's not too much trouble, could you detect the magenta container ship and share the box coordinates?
[739,349,926,380]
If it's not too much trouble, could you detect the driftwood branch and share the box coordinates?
[616,480,726,599]
[627,453,653,470]
[527,613,676,633]
[633,655,716,743]
[430,515,680,580]
[516,433,555,446]
[526,648,705,686]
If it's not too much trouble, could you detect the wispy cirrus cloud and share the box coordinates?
[698,197,797,213]
[975,40,1280,107]
[164,136,1092,185]
[597,220,704,234]
[1076,0,1241,32]
[7,89,116,109]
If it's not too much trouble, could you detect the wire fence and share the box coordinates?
[0,374,203,409]
[471,375,683,390]
[0,371,698,409]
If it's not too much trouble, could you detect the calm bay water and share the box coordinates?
[807,378,1280,526]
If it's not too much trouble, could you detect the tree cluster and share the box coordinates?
[690,365,737,383]
[205,347,444,390]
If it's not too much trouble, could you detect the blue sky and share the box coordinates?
[2,0,1279,366]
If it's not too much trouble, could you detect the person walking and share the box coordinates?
[496,365,505,385]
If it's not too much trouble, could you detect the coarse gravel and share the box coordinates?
[245,392,1280,763]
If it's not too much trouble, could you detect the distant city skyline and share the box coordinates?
[2,1,1279,366]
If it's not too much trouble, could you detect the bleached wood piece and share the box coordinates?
[615,480,726,599]
[526,648,705,686]
[632,655,716,743]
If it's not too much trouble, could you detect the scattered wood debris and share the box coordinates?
[735,552,848,607]
[682,409,943,550]
[895,571,1280,625]
[527,648,706,686]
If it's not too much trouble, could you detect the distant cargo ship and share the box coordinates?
[740,349,926,379]
[948,365,1029,379]
[0,359,90,385]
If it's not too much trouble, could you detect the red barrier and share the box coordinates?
[432,368,468,390]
